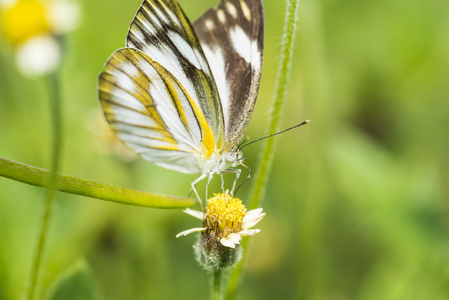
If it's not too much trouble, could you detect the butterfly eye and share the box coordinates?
[225,152,236,162]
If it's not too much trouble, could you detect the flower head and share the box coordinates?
[176,192,265,270]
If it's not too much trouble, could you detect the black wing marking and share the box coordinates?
[193,0,264,148]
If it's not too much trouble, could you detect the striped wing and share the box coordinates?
[126,0,225,151]
[98,48,215,174]
[194,0,264,147]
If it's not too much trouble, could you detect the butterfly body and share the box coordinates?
[197,148,243,173]
[98,0,264,200]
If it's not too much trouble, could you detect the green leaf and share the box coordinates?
[44,259,102,300]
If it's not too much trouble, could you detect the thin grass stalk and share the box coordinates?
[25,73,63,300]
[225,0,301,298]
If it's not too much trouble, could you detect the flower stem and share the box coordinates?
[25,73,62,300]
[225,0,302,298]
[212,269,225,300]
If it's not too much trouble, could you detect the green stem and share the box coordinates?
[212,269,224,300]
[225,0,302,298]
[25,73,63,300]
[0,156,195,208]
[249,0,301,210]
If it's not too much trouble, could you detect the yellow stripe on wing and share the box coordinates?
[106,50,170,133]
[150,56,215,158]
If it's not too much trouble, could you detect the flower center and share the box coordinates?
[1,0,50,45]
[205,193,247,237]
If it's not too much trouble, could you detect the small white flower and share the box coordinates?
[16,34,60,76]
[48,0,80,34]
[176,193,265,248]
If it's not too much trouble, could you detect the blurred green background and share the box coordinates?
[1,0,449,299]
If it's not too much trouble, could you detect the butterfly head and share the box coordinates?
[225,148,244,167]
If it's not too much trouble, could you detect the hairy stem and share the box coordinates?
[0,157,195,208]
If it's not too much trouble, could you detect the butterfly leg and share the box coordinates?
[191,173,207,207]
[231,168,242,196]
[222,168,241,197]
[218,170,225,193]
[205,171,214,201]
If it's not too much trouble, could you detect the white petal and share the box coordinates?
[16,35,60,76]
[239,229,260,237]
[175,227,206,238]
[227,233,243,241]
[48,1,81,34]
[220,239,237,248]
[245,208,263,217]
[184,208,204,220]
[0,0,17,8]
[242,209,265,230]
[220,233,242,248]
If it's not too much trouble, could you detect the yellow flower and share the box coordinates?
[176,192,265,248]
[1,0,49,45]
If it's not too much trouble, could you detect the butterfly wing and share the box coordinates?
[193,0,264,148]
[126,0,225,151]
[99,47,215,174]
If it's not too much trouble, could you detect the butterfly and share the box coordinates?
[98,0,264,202]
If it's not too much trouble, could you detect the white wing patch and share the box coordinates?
[166,31,203,70]
[251,40,262,72]
[201,43,230,123]
[225,2,238,19]
[240,0,251,21]
[205,19,215,30]
[217,9,226,24]
[229,26,251,63]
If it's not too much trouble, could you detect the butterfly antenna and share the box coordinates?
[239,120,310,150]
[237,136,251,149]
[234,162,252,197]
